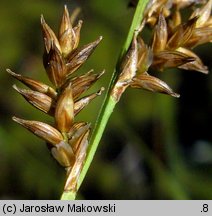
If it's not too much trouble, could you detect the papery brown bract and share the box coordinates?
[41,15,61,54]
[64,129,90,192]
[51,141,75,167]
[43,43,67,88]
[71,70,105,100]
[72,20,83,50]
[190,0,212,28]
[7,69,57,98]
[12,117,63,146]
[131,73,180,97]
[137,36,153,74]
[177,47,208,73]
[152,50,194,70]
[59,5,75,56]
[152,14,168,53]
[74,87,104,116]
[68,123,90,153]
[66,36,103,76]
[111,35,138,102]
[167,17,198,50]
[13,85,54,115]
[185,27,212,48]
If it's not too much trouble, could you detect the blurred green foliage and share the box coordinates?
[0,0,211,199]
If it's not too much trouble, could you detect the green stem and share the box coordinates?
[60,0,149,200]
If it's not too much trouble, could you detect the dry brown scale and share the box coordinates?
[8,5,104,192]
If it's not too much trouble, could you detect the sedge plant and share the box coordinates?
[8,0,211,200]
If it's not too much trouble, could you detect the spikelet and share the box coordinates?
[145,1,212,74]
[9,5,104,192]
[111,35,138,101]
[112,0,211,100]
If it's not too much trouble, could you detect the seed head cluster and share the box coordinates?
[113,0,211,101]
[8,6,104,192]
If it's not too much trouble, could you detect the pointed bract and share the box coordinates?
[190,0,212,28]
[131,73,180,98]
[74,87,104,116]
[7,69,57,98]
[71,70,105,100]
[137,36,153,74]
[41,15,61,53]
[153,50,194,70]
[184,27,212,48]
[152,14,168,53]
[68,123,90,153]
[64,128,90,192]
[167,17,198,50]
[111,35,138,102]
[59,5,72,38]
[66,36,103,76]
[59,5,75,56]
[43,43,67,87]
[13,85,54,114]
[12,117,63,145]
[72,20,83,50]
[177,47,208,74]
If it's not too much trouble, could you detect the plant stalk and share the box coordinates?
[60,0,149,200]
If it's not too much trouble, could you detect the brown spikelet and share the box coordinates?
[112,0,210,102]
[55,83,74,133]
[9,5,104,194]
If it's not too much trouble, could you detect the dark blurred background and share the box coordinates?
[0,0,211,199]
